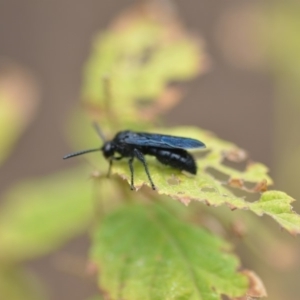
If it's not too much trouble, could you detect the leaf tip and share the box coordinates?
[241,270,267,299]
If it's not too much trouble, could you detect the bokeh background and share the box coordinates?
[0,0,299,299]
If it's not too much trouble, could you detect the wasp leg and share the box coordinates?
[128,157,135,190]
[133,148,156,190]
[107,156,123,177]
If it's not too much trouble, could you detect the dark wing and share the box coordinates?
[123,132,206,149]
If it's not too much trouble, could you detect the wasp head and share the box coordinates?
[101,141,115,159]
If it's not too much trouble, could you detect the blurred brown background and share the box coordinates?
[1,0,299,299]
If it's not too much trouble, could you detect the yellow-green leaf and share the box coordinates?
[110,126,271,196]
[95,126,299,234]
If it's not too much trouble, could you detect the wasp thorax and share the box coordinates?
[101,142,115,159]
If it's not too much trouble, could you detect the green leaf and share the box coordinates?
[0,267,46,300]
[91,204,248,300]
[0,167,94,262]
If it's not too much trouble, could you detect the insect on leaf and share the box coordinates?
[109,126,300,235]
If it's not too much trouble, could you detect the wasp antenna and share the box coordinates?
[63,148,100,160]
[92,122,106,142]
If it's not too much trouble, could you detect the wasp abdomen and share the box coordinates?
[148,148,197,174]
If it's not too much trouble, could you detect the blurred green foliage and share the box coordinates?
[0,167,94,263]
[263,1,300,199]
[0,267,44,300]
[82,3,203,126]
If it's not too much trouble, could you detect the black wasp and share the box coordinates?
[63,124,206,190]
